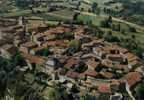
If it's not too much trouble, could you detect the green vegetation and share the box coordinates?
[69,40,81,50]
[76,11,144,57]
[43,48,51,57]
[0,53,26,99]
[42,87,69,100]
[0,0,144,99]
[135,83,144,100]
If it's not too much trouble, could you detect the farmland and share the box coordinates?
[0,0,144,46]
[0,0,144,100]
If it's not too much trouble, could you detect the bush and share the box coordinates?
[69,40,81,50]
[129,27,136,32]
[100,20,109,28]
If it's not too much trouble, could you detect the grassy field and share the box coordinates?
[77,11,144,46]
[1,0,144,47]
[0,10,32,17]
[83,0,111,6]
[77,13,104,26]
[34,9,74,22]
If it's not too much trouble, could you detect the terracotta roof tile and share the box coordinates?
[101,59,113,68]
[22,53,46,64]
[84,70,98,77]
[44,26,70,35]
[115,64,128,70]
[42,40,69,48]
[86,58,99,69]
[21,42,38,48]
[66,71,79,79]
[99,72,113,79]
[98,84,111,93]
[124,72,142,87]
[64,58,79,69]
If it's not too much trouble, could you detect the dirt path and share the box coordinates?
[80,11,144,31]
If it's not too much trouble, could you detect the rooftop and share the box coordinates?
[124,72,142,87]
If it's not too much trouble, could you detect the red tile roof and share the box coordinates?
[86,58,99,69]
[21,42,37,48]
[125,52,138,61]
[124,72,142,87]
[107,54,124,60]
[99,72,113,79]
[31,46,46,53]
[84,70,98,77]
[101,59,113,68]
[42,40,69,48]
[98,84,111,93]
[115,64,128,70]
[44,26,70,35]
[74,27,86,35]
[111,44,128,54]
[66,71,79,79]
[64,58,79,69]
[22,53,46,64]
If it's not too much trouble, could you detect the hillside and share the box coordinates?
[0,0,144,100]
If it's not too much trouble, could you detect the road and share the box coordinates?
[78,11,144,32]
[126,82,136,100]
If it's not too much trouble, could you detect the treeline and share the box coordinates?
[87,16,144,59]
[113,0,144,25]
[0,52,44,100]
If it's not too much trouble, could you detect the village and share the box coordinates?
[0,16,143,99]
[0,0,144,100]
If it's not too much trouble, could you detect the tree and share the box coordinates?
[136,84,144,100]
[73,13,80,22]
[12,52,26,66]
[100,16,112,28]
[131,35,136,40]
[97,30,104,38]
[69,40,81,50]
[98,94,109,100]
[100,20,109,28]
[91,2,98,13]
[44,87,68,100]
[96,7,101,15]
[15,0,29,8]
[112,23,121,31]
[117,23,121,31]
[24,88,44,100]
[0,56,26,99]
[108,16,112,24]
[71,84,79,93]
[129,27,136,32]
[43,48,51,57]
[81,8,84,11]
[121,29,126,34]
[74,61,87,73]
[105,31,120,42]
[0,70,7,98]
[83,93,98,100]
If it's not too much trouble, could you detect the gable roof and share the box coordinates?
[64,57,79,69]
[99,72,114,79]
[84,70,98,77]
[44,26,70,35]
[21,42,38,49]
[124,72,142,87]
[66,71,79,79]
[98,84,111,93]
[86,58,99,69]
[22,53,46,64]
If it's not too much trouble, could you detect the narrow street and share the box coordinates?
[126,82,136,100]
